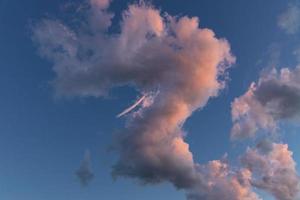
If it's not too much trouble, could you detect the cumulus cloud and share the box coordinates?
[231,67,300,139]
[278,3,300,34]
[32,1,270,199]
[76,150,94,186]
[242,142,300,200]
[188,160,260,200]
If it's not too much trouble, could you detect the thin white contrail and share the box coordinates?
[117,95,146,118]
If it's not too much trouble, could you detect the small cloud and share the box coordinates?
[76,150,94,186]
[278,3,300,34]
[256,139,273,154]
[231,67,300,140]
[242,142,300,200]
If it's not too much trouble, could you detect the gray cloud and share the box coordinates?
[76,150,94,186]
[231,67,300,139]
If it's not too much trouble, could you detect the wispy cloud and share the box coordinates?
[117,95,146,118]
[76,150,94,186]
[278,3,300,34]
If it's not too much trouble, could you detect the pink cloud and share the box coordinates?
[242,142,300,200]
[31,1,284,199]
[231,67,300,140]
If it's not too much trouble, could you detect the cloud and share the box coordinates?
[32,1,271,199]
[90,0,111,9]
[76,150,94,186]
[188,160,260,200]
[31,1,235,98]
[117,95,146,118]
[278,3,300,34]
[242,142,300,200]
[231,67,300,139]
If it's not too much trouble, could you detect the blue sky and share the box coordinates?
[1,0,300,199]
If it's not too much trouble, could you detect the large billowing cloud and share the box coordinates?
[242,141,300,200]
[31,0,259,199]
[231,67,300,139]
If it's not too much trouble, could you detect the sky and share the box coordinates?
[1,0,300,199]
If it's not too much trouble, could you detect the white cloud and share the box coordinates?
[278,3,300,34]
